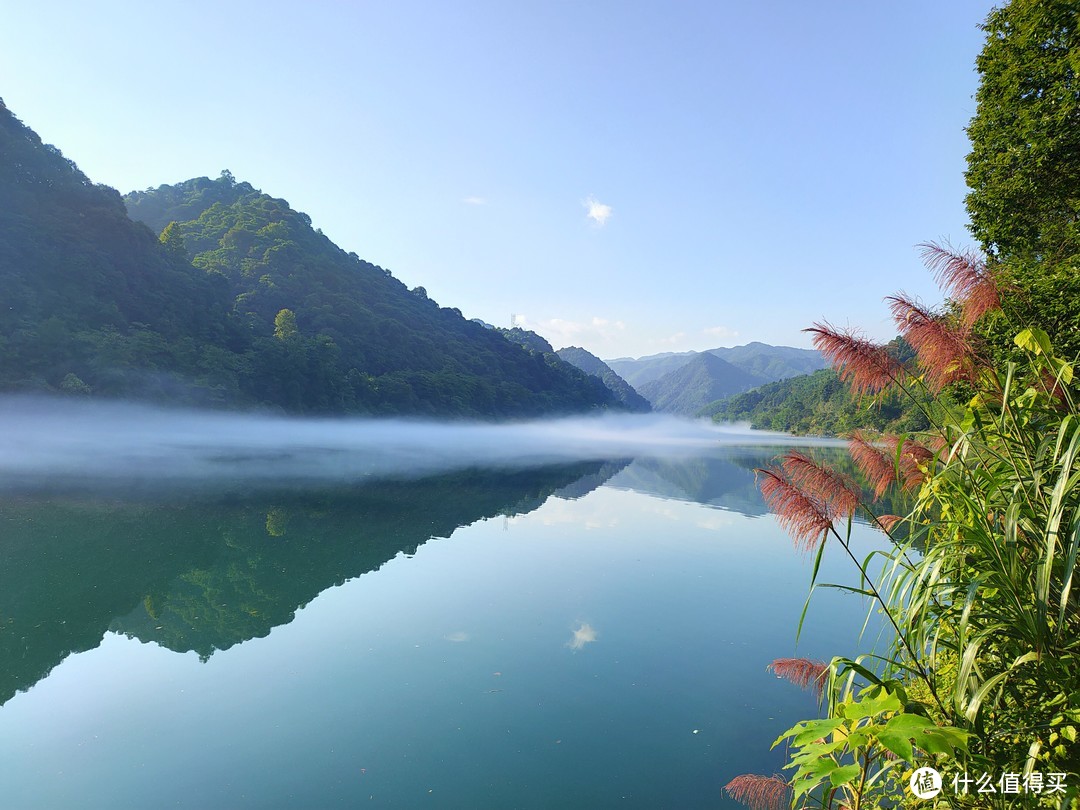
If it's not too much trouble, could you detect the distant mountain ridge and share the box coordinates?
[637,352,760,415]
[607,342,827,416]
[607,342,826,390]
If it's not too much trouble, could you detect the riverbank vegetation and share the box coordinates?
[724,1,1080,806]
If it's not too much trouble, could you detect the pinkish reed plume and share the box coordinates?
[887,294,974,391]
[724,774,791,810]
[768,657,830,700]
[877,514,904,533]
[918,241,1001,328]
[849,432,932,497]
[805,322,904,396]
[849,431,896,499]
[757,467,833,552]
[881,435,933,492]
[780,451,861,521]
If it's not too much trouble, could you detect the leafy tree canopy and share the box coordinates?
[965,0,1080,359]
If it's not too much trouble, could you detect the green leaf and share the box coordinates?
[1015,327,1052,356]
[876,731,914,762]
[883,714,935,735]
[829,764,861,788]
[917,726,970,756]
[774,718,844,749]
[842,688,902,720]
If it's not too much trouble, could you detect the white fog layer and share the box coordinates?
[0,396,842,489]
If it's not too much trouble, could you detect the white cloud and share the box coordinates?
[702,325,740,341]
[657,331,687,347]
[583,196,612,227]
[461,196,487,205]
[516,315,626,352]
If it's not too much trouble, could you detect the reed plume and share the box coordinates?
[848,431,896,499]
[918,241,1002,328]
[884,435,932,491]
[805,322,904,396]
[768,657,830,699]
[723,774,791,810]
[757,467,833,552]
[876,514,904,533]
[887,293,974,391]
[780,451,861,521]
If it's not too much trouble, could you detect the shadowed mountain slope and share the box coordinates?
[638,352,759,415]
[557,346,651,412]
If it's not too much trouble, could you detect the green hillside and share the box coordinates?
[709,342,826,380]
[702,368,933,436]
[124,176,617,415]
[0,101,617,417]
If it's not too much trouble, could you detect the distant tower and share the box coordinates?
[510,313,518,328]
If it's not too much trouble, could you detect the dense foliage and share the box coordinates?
[965,0,1080,362]
[0,100,241,403]
[704,341,931,435]
[0,100,618,417]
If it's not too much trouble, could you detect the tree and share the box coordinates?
[159,221,188,263]
[273,308,299,341]
[965,0,1080,359]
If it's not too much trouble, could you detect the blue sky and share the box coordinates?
[1,1,992,360]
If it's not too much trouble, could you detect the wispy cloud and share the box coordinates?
[517,315,626,351]
[583,196,612,227]
[702,325,740,341]
[461,196,487,205]
[657,331,687,347]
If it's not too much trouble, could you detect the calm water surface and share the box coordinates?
[0,422,885,809]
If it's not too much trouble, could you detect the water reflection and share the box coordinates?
[0,439,887,809]
[568,623,599,651]
[0,441,871,709]
[0,461,626,705]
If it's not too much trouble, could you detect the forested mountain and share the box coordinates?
[0,101,239,401]
[638,352,759,415]
[709,342,827,381]
[702,369,931,436]
[556,346,651,412]
[0,101,617,417]
[607,343,825,390]
[607,351,697,388]
[702,338,936,435]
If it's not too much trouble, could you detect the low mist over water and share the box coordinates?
[0,396,841,491]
